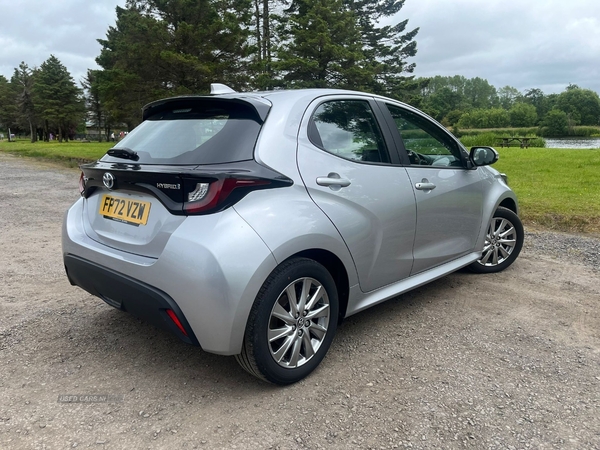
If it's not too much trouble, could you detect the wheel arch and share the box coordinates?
[498,197,518,215]
[283,249,350,324]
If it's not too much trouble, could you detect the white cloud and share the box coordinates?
[0,0,126,83]
[399,0,600,93]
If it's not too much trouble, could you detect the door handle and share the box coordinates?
[415,179,436,191]
[316,173,351,189]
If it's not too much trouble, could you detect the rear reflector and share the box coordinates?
[79,172,86,196]
[165,309,188,336]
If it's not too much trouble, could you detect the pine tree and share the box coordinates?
[274,0,419,96]
[0,75,17,133]
[11,62,38,142]
[96,6,171,129]
[275,0,371,89]
[250,0,272,89]
[34,55,84,142]
[82,69,109,142]
[96,1,254,127]
[344,0,419,98]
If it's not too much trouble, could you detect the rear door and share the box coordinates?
[297,96,417,293]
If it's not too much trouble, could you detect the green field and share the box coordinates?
[0,139,113,166]
[493,147,600,233]
[1,139,599,233]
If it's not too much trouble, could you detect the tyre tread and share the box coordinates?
[235,257,336,384]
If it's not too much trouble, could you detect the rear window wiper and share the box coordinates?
[107,147,139,161]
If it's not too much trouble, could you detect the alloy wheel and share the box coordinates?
[267,277,330,368]
[478,216,518,266]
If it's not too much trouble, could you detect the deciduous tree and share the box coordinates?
[509,102,537,127]
[556,87,600,126]
[542,109,568,136]
[498,86,522,110]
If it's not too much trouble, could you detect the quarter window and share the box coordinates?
[310,100,390,164]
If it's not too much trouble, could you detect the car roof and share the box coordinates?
[141,87,417,122]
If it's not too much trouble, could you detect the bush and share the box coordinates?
[509,103,538,127]
[538,125,600,137]
[457,108,510,128]
[572,126,600,137]
[459,132,545,148]
[541,109,569,136]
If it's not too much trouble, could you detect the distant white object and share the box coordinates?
[210,83,237,95]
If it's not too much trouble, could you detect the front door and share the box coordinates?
[381,102,484,275]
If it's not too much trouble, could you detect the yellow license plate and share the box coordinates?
[99,195,151,226]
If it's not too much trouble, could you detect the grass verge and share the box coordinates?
[2,140,599,233]
[0,139,111,167]
[494,147,600,233]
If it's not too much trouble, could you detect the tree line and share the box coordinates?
[416,76,600,136]
[0,57,83,142]
[1,0,599,142]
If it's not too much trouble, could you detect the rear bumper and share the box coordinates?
[62,198,278,355]
[64,254,199,346]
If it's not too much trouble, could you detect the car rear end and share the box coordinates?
[62,95,291,354]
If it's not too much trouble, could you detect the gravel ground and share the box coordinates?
[0,153,599,450]
[524,231,600,270]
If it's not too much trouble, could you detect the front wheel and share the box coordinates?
[236,258,339,385]
[469,207,524,273]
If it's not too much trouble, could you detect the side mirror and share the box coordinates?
[469,146,499,166]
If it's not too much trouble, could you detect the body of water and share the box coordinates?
[545,137,600,149]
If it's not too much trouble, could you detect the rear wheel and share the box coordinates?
[236,258,338,385]
[469,207,524,273]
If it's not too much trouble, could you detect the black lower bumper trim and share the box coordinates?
[64,254,200,346]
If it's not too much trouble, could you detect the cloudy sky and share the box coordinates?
[400,0,600,94]
[0,0,599,95]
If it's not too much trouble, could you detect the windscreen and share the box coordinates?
[102,100,263,165]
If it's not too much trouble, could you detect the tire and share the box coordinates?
[469,207,524,274]
[236,258,339,385]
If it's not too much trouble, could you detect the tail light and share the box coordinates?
[79,160,293,215]
[183,177,272,215]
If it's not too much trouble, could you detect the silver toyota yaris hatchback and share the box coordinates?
[63,84,523,384]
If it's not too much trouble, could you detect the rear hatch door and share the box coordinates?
[81,163,189,258]
[79,96,269,258]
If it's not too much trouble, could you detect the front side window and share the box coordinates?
[386,104,464,168]
[309,100,390,164]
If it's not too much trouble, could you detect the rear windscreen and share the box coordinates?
[102,100,263,165]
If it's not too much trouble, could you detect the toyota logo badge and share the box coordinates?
[103,172,115,189]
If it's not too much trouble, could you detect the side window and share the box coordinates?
[309,100,390,164]
[386,104,464,168]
